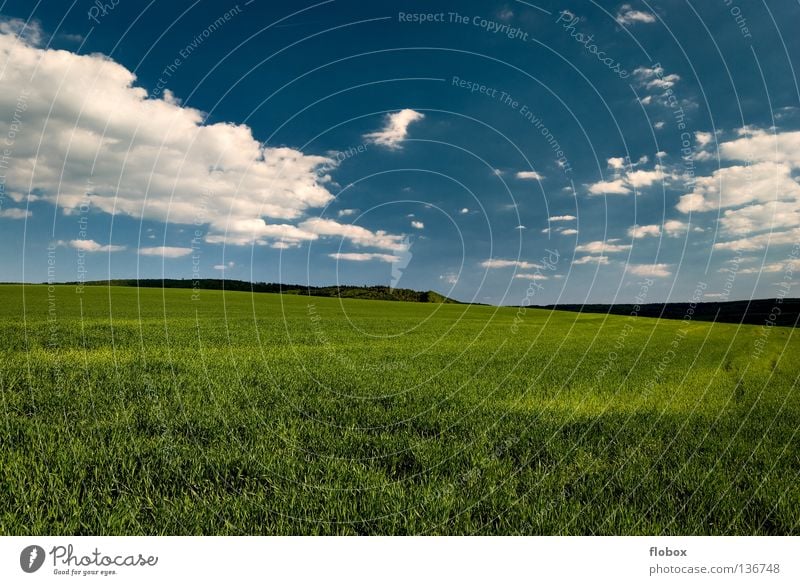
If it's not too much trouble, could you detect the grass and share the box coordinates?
[0,283,798,535]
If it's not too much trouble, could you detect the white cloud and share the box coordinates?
[440,272,459,285]
[515,273,549,280]
[549,214,576,221]
[713,227,800,252]
[616,5,656,25]
[0,207,31,219]
[514,224,526,230]
[663,220,688,237]
[559,228,578,235]
[588,179,631,195]
[676,162,800,213]
[337,208,357,217]
[481,259,542,270]
[69,239,126,252]
[363,109,424,149]
[634,66,680,90]
[628,263,672,277]
[459,208,470,214]
[608,157,626,170]
[0,17,44,46]
[299,218,409,252]
[139,246,192,258]
[737,259,800,275]
[516,171,544,180]
[628,224,661,239]
[0,31,412,250]
[411,220,424,229]
[329,252,400,263]
[575,240,631,254]
[573,255,609,265]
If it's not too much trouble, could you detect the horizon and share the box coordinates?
[2,279,797,308]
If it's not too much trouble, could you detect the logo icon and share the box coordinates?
[20,545,45,573]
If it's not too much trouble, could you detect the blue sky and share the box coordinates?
[1,0,799,305]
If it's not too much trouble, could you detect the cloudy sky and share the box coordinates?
[1,0,799,305]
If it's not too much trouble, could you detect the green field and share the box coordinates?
[1,284,798,535]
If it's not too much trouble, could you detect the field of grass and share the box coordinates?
[1,284,798,535]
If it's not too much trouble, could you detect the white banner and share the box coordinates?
[0,536,796,584]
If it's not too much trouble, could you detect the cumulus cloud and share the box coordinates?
[139,246,193,258]
[627,263,672,277]
[0,30,408,253]
[628,224,661,239]
[481,259,542,270]
[363,109,424,149]
[337,208,357,217]
[634,65,680,90]
[516,171,544,180]
[0,207,31,219]
[573,255,609,265]
[575,240,631,254]
[663,220,688,237]
[680,128,800,252]
[559,228,578,236]
[329,252,400,263]
[549,214,576,221]
[69,239,126,252]
[587,157,671,196]
[615,5,656,25]
[411,220,424,229]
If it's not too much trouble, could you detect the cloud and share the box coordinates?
[634,65,680,90]
[459,208,470,214]
[0,17,44,46]
[628,224,661,239]
[588,179,631,195]
[69,239,126,252]
[0,31,395,249]
[299,218,409,252]
[663,220,688,237]
[139,246,193,258]
[0,207,31,219]
[736,259,800,275]
[676,162,800,213]
[481,259,542,270]
[713,227,800,252]
[411,220,424,229]
[440,272,459,285]
[573,255,609,265]
[515,273,549,280]
[575,240,631,254]
[588,157,672,196]
[516,171,544,180]
[213,261,235,270]
[329,252,400,263]
[363,109,424,149]
[616,5,656,25]
[628,263,672,277]
[514,224,526,230]
[337,208,357,217]
[549,214,576,221]
[559,228,578,235]
[681,129,800,252]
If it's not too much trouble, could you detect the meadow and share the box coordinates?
[0,284,798,535]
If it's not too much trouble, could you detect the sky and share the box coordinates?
[0,0,799,305]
